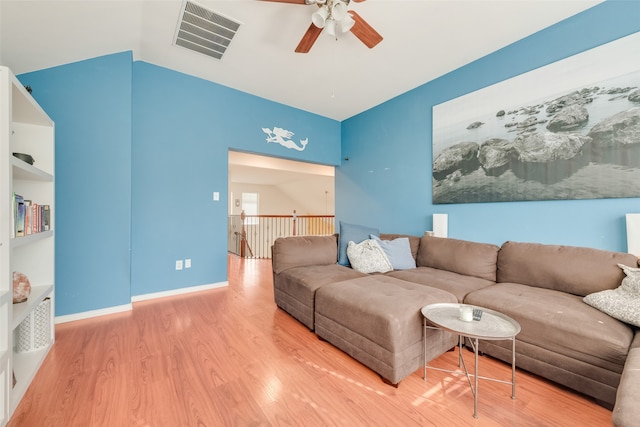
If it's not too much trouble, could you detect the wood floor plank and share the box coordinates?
[8,255,613,426]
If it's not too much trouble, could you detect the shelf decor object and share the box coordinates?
[0,65,55,425]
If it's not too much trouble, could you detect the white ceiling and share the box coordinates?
[0,0,602,122]
[228,150,333,186]
[228,151,335,214]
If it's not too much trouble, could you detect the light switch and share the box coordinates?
[213,191,220,201]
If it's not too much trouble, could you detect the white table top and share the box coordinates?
[421,303,521,340]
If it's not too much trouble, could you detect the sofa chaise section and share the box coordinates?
[314,275,458,385]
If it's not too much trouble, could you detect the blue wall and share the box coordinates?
[339,1,640,251]
[18,52,133,315]
[19,55,340,316]
[131,62,340,296]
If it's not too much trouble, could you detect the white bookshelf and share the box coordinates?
[0,66,55,425]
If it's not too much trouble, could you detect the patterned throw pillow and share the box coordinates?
[583,263,640,327]
[346,239,393,274]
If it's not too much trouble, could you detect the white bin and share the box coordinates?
[15,298,51,353]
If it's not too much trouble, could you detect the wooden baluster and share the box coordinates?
[292,210,297,236]
[240,210,246,258]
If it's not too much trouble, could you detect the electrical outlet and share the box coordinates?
[176,260,183,270]
[185,259,191,268]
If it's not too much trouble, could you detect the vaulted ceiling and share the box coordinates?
[0,0,602,121]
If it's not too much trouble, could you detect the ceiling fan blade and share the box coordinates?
[295,23,323,53]
[349,10,383,49]
[260,0,308,4]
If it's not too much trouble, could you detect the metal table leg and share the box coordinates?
[474,337,479,419]
[423,317,427,381]
[512,337,516,399]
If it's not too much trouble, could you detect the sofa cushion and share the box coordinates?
[274,264,367,329]
[276,264,367,308]
[416,235,499,281]
[497,241,639,296]
[272,235,338,274]
[387,267,494,303]
[347,239,392,274]
[584,264,640,327]
[465,282,634,372]
[316,276,457,354]
[370,235,416,270]
[314,275,457,384]
[338,221,380,267]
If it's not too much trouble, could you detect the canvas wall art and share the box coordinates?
[432,31,640,204]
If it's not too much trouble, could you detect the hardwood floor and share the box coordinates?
[9,255,612,426]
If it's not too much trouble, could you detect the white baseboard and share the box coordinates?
[55,303,133,324]
[54,281,229,324]
[131,281,229,302]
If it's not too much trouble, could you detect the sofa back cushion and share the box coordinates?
[272,235,338,274]
[379,233,421,260]
[497,241,640,296]
[416,235,499,281]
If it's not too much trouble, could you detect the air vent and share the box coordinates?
[174,1,241,60]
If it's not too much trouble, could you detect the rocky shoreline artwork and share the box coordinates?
[432,32,640,204]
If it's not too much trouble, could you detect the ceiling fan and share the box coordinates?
[262,0,383,53]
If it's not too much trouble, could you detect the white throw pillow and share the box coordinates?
[346,239,393,274]
[583,263,640,327]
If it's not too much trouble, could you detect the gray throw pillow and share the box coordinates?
[583,263,640,327]
[370,235,416,270]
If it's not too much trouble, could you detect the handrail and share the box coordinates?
[228,210,335,259]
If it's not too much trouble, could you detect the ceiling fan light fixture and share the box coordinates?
[325,18,336,36]
[331,1,348,21]
[338,12,355,33]
[311,7,328,28]
[286,0,380,53]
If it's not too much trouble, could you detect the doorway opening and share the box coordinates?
[228,151,335,258]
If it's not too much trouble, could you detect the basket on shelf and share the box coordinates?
[15,298,51,353]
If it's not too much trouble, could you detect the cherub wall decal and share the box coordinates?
[262,127,308,151]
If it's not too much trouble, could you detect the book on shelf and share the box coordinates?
[12,192,50,237]
[14,193,25,237]
[26,201,44,234]
[11,192,18,238]
[24,199,32,235]
[42,204,50,231]
[35,203,41,234]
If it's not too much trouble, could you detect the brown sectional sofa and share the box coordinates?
[271,233,640,425]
